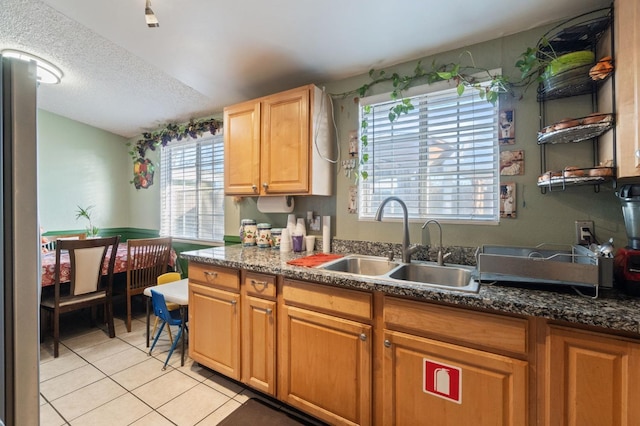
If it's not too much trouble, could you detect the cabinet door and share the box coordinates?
[188,283,240,380]
[241,296,276,395]
[261,87,310,194]
[382,330,528,426]
[224,100,261,195]
[279,305,371,426]
[544,325,640,425]
[615,0,640,178]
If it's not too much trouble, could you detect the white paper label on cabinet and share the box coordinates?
[423,358,462,404]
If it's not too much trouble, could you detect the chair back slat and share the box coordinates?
[73,246,108,295]
[126,237,173,293]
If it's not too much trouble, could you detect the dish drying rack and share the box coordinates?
[475,244,613,298]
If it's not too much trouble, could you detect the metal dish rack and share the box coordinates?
[476,244,613,298]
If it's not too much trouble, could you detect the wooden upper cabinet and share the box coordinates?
[261,87,310,194]
[615,0,640,178]
[224,100,261,195]
[223,84,332,196]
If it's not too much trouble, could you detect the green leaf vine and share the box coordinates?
[332,52,511,180]
[127,117,222,188]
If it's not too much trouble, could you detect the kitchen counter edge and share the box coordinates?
[181,246,640,336]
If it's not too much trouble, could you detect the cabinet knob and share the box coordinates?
[230,300,237,306]
[262,182,269,190]
[252,184,258,192]
[265,308,273,315]
[384,339,391,348]
[204,271,218,280]
[359,333,367,341]
[636,150,640,159]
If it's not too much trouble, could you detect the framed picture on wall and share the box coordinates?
[500,150,524,175]
[500,182,516,218]
[499,110,515,145]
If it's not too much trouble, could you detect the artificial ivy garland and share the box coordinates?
[127,117,222,189]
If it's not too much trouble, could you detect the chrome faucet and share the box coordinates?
[375,197,420,263]
[422,219,444,266]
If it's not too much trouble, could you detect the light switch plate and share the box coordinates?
[310,216,321,231]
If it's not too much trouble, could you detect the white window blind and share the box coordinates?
[160,133,225,241]
[359,82,499,223]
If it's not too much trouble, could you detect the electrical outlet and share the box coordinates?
[575,220,594,245]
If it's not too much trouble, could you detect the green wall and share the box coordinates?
[37,110,131,233]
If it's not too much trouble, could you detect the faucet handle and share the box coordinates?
[386,249,395,262]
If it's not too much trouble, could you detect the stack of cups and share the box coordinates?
[286,214,297,238]
[280,228,292,252]
[296,218,307,251]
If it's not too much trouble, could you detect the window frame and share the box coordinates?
[159,132,225,243]
[358,71,501,225]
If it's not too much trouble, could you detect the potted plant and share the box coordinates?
[76,205,99,238]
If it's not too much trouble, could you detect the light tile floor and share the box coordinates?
[39,307,297,426]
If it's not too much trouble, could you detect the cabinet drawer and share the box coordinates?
[244,272,276,299]
[384,296,528,356]
[282,279,372,322]
[189,263,239,291]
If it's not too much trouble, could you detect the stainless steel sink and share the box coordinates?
[316,255,479,293]
[317,254,399,276]
[387,263,478,292]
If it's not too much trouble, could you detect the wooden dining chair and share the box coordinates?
[125,236,173,332]
[40,235,120,358]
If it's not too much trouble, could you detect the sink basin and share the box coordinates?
[386,263,479,292]
[317,254,399,276]
[317,254,480,293]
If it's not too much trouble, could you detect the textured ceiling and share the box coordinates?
[0,0,609,138]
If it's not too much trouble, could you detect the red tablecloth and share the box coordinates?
[41,243,176,287]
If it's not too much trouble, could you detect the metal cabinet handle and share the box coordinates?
[262,182,268,189]
[252,184,258,192]
[384,339,391,348]
[251,279,268,290]
[230,300,237,306]
[359,333,367,341]
[265,308,273,315]
[204,271,218,280]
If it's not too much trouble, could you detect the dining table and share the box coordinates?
[40,242,177,287]
[143,278,189,366]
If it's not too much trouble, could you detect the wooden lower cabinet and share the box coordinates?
[279,305,372,426]
[188,282,240,380]
[278,279,373,425]
[382,330,528,426]
[543,325,640,425]
[241,295,276,395]
[186,262,640,426]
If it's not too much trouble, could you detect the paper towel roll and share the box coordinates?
[257,196,294,213]
[322,216,331,253]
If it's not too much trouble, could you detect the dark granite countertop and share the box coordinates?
[181,245,640,336]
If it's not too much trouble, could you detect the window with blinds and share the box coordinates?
[359,81,500,223]
[160,133,225,242]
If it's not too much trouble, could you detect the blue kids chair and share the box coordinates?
[149,289,184,370]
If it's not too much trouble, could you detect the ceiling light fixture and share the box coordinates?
[1,49,63,84]
[145,0,159,28]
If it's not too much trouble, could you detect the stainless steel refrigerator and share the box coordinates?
[1,55,41,425]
